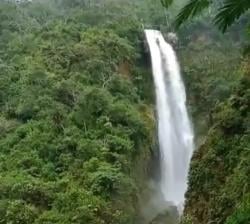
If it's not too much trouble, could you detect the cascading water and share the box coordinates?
[145,29,194,213]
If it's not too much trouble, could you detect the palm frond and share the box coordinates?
[160,0,174,8]
[174,0,211,28]
[214,0,250,32]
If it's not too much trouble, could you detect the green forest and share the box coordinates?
[0,0,249,223]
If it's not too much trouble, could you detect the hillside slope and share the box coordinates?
[0,2,156,223]
[182,66,250,224]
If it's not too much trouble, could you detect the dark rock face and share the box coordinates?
[139,187,180,224]
[166,32,178,46]
[150,206,179,224]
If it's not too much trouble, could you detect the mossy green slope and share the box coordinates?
[183,73,250,224]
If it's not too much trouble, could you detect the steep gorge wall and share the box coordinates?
[180,34,250,224]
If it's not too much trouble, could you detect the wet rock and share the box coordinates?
[166,32,178,46]
[150,205,179,224]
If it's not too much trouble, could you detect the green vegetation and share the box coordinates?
[179,16,250,224]
[182,73,250,224]
[162,0,250,31]
[163,2,250,223]
[179,25,241,137]
[0,0,249,224]
[0,1,158,223]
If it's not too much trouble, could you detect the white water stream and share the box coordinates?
[145,29,194,213]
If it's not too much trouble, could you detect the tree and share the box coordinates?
[162,0,250,32]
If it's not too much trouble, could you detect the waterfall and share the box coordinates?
[145,29,194,212]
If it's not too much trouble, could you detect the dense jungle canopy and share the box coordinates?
[0,0,249,223]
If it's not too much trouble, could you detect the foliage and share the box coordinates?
[180,215,194,224]
[1,0,249,223]
[162,0,250,32]
[225,196,250,224]
[178,22,241,137]
[183,72,250,223]
[0,1,156,223]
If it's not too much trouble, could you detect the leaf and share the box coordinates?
[214,0,250,32]
[174,0,211,28]
[161,0,174,8]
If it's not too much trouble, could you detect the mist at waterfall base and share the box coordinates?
[144,30,194,221]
